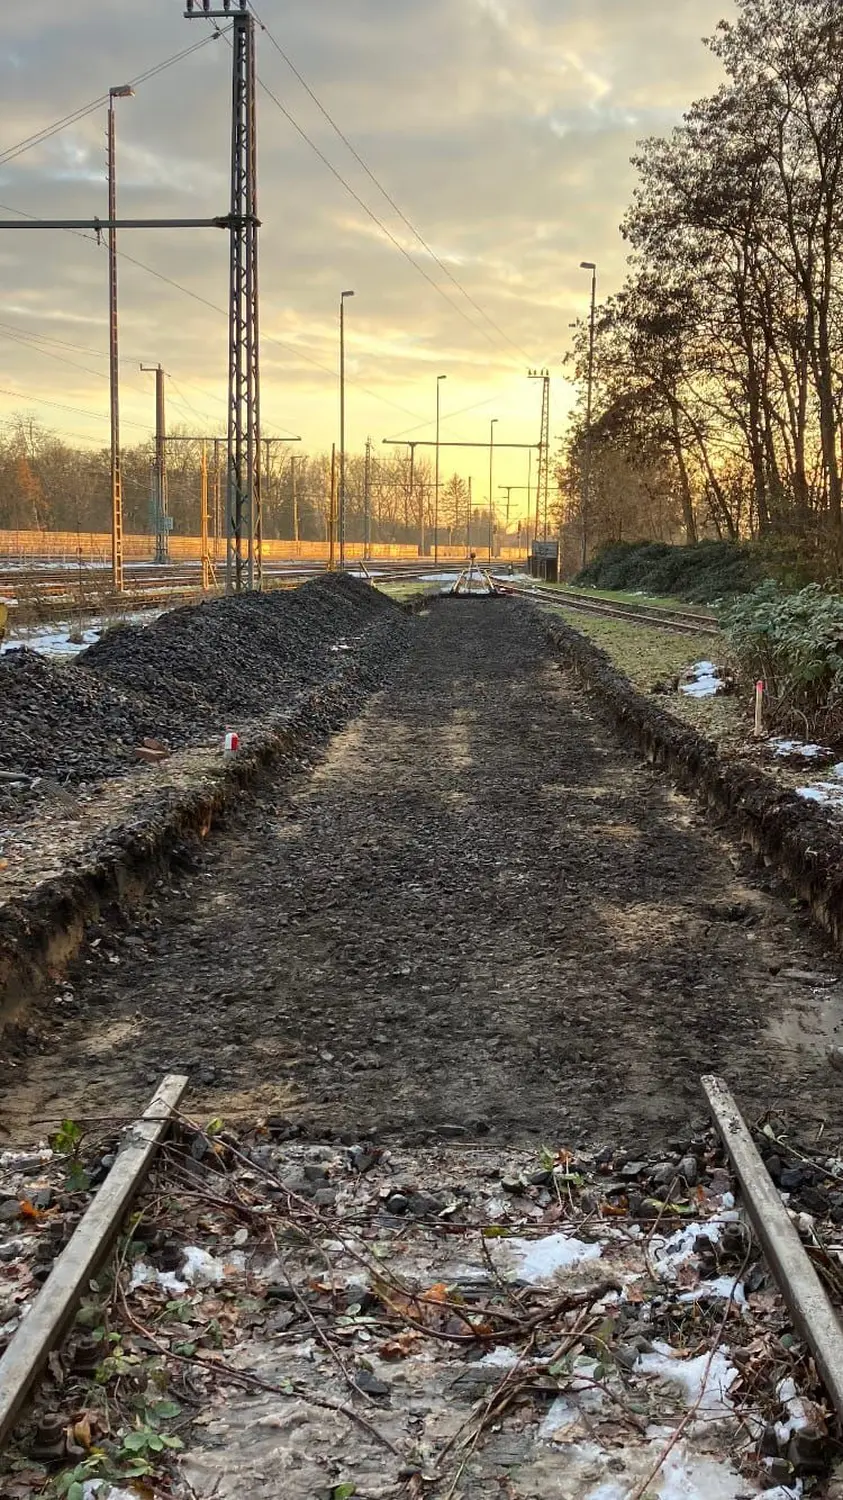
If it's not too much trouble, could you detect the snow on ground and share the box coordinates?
[771,738,832,761]
[1,610,162,657]
[680,661,724,698]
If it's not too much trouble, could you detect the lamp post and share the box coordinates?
[339,289,354,568]
[488,418,498,561]
[434,373,447,564]
[107,85,134,592]
[580,260,597,570]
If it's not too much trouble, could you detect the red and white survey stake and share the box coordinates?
[223,730,240,757]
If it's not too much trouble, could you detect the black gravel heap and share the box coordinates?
[0,574,402,789]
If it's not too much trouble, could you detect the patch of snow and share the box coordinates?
[129,1260,188,1294]
[677,1275,746,1305]
[479,1346,521,1368]
[492,1231,602,1282]
[637,1341,739,1420]
[130,1244,227,1295]
[796,782,843,808]
[655,1447,756,1500]
[650,1220,725,1281]
[774,1375,813,1445]
[680,661,723,699]
[181,1245,226,1285]
[82,1485,142,1499]
[1,609,162,658]
[772,739,828,759]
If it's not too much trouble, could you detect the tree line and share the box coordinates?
[0,416,517,547]
[562,0,843,577]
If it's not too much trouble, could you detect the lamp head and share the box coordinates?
[580,260,596,271]
[110,85,135,99]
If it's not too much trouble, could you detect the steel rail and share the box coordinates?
[0,1075,188,1450]
[702,1074,843,1417]
[494,580,720,637]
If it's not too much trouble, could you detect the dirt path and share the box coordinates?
[5,599,843,1147]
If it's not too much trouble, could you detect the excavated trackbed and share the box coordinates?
[6,599,843,1145]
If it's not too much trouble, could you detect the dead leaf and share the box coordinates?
[676,1263,700,1291]
[19,1200,42,1220]
[72,1416,92,1450]
[379,1330,423,1359]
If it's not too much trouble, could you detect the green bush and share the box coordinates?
[721,581,843,739]
[575,539,762,603]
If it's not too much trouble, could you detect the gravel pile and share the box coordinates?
[0,575,401,793]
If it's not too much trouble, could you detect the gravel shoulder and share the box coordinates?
[4,598,843,1150]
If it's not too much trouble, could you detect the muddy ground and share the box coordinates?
[3,598,843,1149]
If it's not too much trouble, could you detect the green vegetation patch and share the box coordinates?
[575,540,763,606]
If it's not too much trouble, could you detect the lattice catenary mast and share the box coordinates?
[186,0,261,592]
[528,370,550,541]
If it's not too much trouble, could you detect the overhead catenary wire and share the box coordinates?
[0,32,225,171]
[0,24,437,436]
[208,12,516,363]
[249,2,533,365]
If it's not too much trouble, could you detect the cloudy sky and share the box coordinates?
[0,0,733,500]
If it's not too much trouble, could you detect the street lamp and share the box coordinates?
[108,85,134,592]
[339,289,354,568]
[434,374,447,564]
[580,260,597,570]
[488,418,498,561]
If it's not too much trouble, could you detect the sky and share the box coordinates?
[0,0,734,509]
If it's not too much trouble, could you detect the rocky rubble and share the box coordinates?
[0,575,403,814]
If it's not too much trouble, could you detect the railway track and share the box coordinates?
[1,1074,841,1493]
[0,558,463,626]
[493,577,720,635]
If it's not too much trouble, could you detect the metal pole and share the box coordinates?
[141,364,169,564]
[200,441,210,590]
[364,437,372,560]
[581,261,597,570]
[408,442,415,547]
[339,289,354,569]
[434,374,446,566]
[107,88,132,593]
[291,454,299,544]
[216,6,261,592]
[329,442,337,569]
[488,418,497,562]
[213,437,221,559]
[467,476,472,553]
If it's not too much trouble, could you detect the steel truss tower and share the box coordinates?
[187,0,261,591]
[529,369,551,540]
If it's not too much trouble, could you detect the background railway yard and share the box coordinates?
[4,564,843,1498]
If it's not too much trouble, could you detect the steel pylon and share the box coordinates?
[529,370,551,540]
[186,1,261,592]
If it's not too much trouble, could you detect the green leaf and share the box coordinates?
[150,1398,181,1419]
[162,1435,184,1450]
[52,1118,83,1154]
[333,1485,357,1499]
[121,1458,154,1477]
[122,1431,149,1453]
[65,1162,91,1195]
[67,1485,85,1500]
